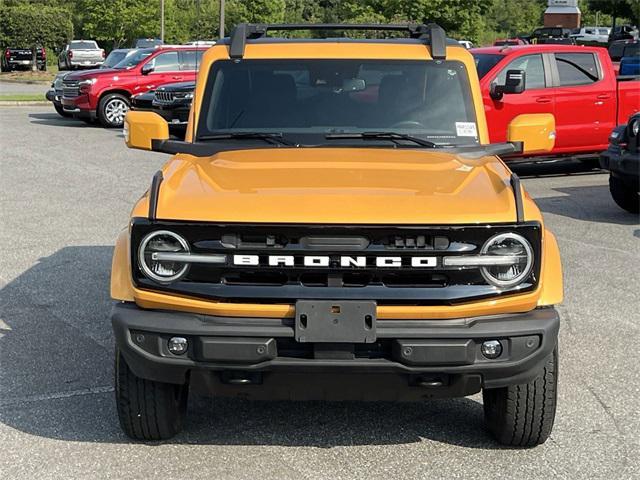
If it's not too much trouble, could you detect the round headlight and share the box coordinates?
[480,233,533,288]
[138,230,190,284]
[630,118,639,137]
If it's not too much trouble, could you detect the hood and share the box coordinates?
[149,148,523,225]
[64,68,128,81]
[157,81,196,92]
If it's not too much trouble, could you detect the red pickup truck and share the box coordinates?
[61,45,205,127]
[472,45,639,157]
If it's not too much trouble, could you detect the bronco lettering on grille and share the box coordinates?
[232,255,437,268]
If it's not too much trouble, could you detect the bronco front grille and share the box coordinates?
[130,219,542,305]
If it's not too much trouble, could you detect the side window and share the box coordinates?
[149,51,179,72]
[494,54,545,90]
[555,53,599,86]
[180,50,204,71]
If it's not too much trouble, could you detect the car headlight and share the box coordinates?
[78,78,97,86]
[630,117,639,137]
[184,92,193,99]
[480,233,533,288]
[138,230,190,284]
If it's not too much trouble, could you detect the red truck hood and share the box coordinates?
[64,68,132,81]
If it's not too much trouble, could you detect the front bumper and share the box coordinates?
[61,94,94,114]
[600,147,640,186]
[112,303,559,398]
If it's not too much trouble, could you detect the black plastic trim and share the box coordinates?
[148,170,163,220]
[510,173,524,223]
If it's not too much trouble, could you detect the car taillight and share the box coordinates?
[68,50,73,59]
[101,50,105,58]
[4,49,10,59]
[41,48,46,59]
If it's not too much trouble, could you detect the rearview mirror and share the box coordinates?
[490,69,526,100]
[507,113,555,154]
[141,63,154,75]
[124,111,169,151]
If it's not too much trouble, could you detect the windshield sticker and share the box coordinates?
[455,122,478,137]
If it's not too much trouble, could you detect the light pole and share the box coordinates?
[160,0,165,41]
[219,0,225,38]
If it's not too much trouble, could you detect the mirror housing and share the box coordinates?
[141,63,154,75]
[507,113,556,154]
[124,111,169,151]
[490,69,526,100]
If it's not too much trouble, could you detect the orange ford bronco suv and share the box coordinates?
[112,23,562,446]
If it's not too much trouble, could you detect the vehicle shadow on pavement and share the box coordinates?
[0,246,501,449]
[27,112,98,128]
[510,158,603,179]
[534,185,639,226]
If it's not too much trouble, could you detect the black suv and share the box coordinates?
[600,113,640,213]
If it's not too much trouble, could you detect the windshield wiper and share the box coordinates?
[198,132,298,147]
[325,131,438,148]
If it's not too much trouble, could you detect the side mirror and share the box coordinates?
[507,113,556,154]
[124,111,169,151]
[490,69,526,100]
[141,63,154,75]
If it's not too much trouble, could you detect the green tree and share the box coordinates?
[0,3,73,69]
[77,0,160,49]
[588,0,639,27]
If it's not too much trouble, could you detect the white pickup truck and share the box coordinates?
[57,40,105,70]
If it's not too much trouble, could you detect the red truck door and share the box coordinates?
[551,52,616,153]
[140,50,183,91]
[483,53,555,144]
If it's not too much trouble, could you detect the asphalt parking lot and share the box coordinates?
[1,106,638,479]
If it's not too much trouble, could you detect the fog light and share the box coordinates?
[168,337,188,355]
[481,340,503,359]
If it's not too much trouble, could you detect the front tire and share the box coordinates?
[115,349,188,441]
[609,175,639,213]
[483,348,558,447]
[98,93,129,128]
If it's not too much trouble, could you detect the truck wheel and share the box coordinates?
[98,93,129,128]
[483,348,557,447]
[115,348,188,441]
[609,175,639,214]
[54,103,72,118]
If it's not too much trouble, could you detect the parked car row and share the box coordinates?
[46,44,205,132]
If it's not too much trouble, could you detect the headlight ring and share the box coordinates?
[138,230,190,284]
[480,232,534,288]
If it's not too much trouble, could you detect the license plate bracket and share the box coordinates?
[295,300,376,343]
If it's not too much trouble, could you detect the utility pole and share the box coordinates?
[219,0,225,38]
[160,0,165,41]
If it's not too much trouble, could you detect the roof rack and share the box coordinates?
[228,23,447,61]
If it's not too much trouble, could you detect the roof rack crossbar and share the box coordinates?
[228,23,448,60]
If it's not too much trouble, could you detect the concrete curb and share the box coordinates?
[0,101,49,106]
[0,78,51,85]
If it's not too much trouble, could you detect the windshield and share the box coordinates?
[113,48,153,69]
[473,53,504,79]
[623,44,639,57]
[103,50,130,68]
[197,59,479,146]
[70,41,98,50]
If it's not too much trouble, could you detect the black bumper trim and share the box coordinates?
[112,303,559,391]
